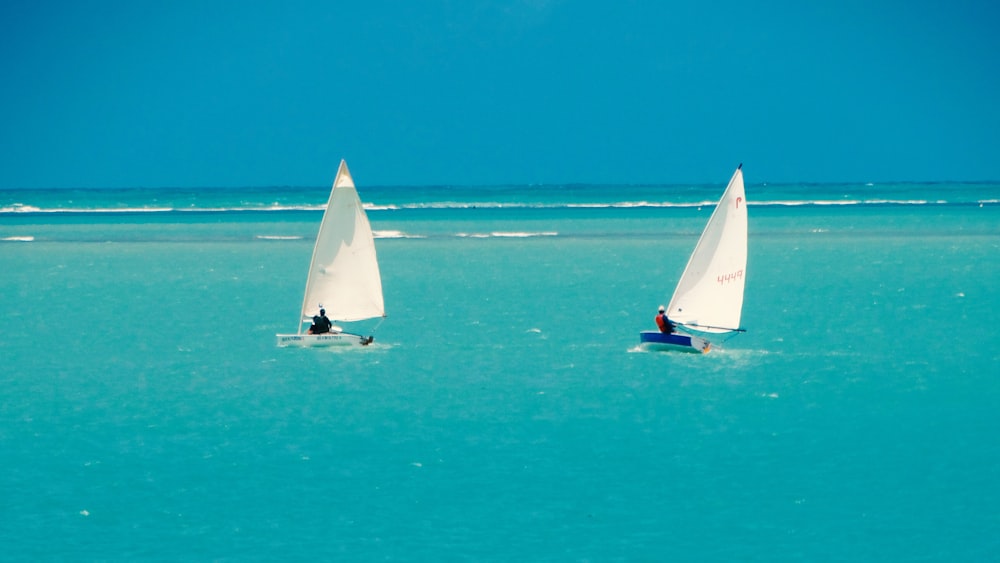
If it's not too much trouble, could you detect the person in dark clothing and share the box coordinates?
[655,305,675,334]
[309,308,333,334]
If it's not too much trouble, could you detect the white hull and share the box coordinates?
[276,332,373,348]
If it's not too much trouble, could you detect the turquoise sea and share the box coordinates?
[2,180,999,560]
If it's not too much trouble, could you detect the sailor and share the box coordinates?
[655,305,675,334]
[309,308,333,334]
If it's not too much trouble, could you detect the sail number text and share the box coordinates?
[717,269,744,285]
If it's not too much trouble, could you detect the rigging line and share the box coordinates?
[721,331,744,345]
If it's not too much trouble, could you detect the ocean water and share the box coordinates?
[2,181,999,560]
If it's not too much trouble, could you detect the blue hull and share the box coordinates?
[639,331,711,353]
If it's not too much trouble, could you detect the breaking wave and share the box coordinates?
[455,231,559,238]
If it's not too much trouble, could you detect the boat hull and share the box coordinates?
[639,331,711,354]
[276,332,373,348]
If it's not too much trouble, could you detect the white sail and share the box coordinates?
[298,160,384,331]
[666,165,747,333]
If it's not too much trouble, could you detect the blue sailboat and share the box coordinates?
[641,165,748,353]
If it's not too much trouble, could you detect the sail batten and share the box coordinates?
[297,160,384,333]
[666,167,747,334]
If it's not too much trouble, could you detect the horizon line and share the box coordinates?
[4,179,1000,190]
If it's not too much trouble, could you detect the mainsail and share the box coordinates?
[666,165,747,333]
[298,160,384,332]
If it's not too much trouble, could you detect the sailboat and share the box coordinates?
[640,164,747,353]
[276,160,385,347]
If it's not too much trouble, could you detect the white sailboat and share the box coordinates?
[641,164,747,353]
[276,160,385,347]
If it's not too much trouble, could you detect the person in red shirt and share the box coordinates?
[655,305,675,334]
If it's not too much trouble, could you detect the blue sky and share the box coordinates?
[1,0,997,187]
